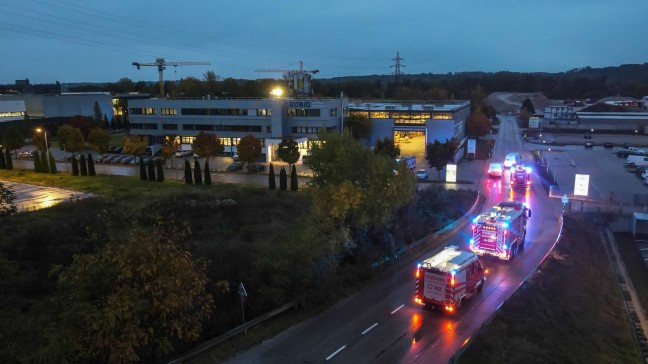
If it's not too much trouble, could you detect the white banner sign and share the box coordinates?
[574,174,589,196]
[446,164,457,183]
[467,139,476,154]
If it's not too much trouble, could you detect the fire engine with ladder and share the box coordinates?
[470,201,531,261]
[414,246,487,312]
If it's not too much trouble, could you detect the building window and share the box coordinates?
[329,108,337,117]
[129,123,143,129]
[257,109,272,116]
[130,108,143,115]
[432,113,452,120]
[182,108,209,115]
[349,111,368,118]
[0,111,24,117]
[162,124,178,130]
[161,108,177,115]
[370,111,389,118]
[266,126,271,133]
[182,124,195,130]
[291,126,320,134]
[394,118,426,125]
[288,109,321,117]
[142,123,158,129]
[143,108,156,115]
[196,124,214,131]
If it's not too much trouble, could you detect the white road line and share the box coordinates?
[391,304,405,314]
[326,345,347,361]
[640,248,648,251]
[362,323,378,335]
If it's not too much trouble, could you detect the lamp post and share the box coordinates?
[36,128,49,171]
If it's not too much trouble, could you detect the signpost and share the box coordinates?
[561,194,569,214]
[239,282,248,334]
[446,164,457,183]
[467,139,476,159]
[574,174,590,196]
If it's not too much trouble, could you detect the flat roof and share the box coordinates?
[421,247,475,272]
[348,100,469,112]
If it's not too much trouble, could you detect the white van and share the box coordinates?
[625,155,648,167]
[504,153,522,168]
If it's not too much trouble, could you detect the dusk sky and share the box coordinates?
[2,0,647,84]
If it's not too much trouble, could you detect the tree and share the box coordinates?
[93,101,102,125]
[268,163,276,190]
[237,134,262,167]
[193,159,202,185]
[290,164,298,191]
[71,157,79,176]
[40,150,48,173]
[102,114,109,129]
[4,149,12,170]
[123,135,148,157]
[0,149,6,170]
[279,167,287,190]
[203,160,211,185]
[521,98,536,114]
[49,151,57,174]
[147,159,156,182]
[469,84,487,111]
[68,116,97,139]
[203,70,220,97]
[425,139,458,182]
[87,128,112,153]
[34,151,42,173]
[87,153,95,176]
[79,154,88,176]
[345,113,372,140]
[156,160,165,182]
[518,108,531,128]
[276,138,300,165]
[161,136,178,164]
[46,228,213,363]
[56,124,86,152]
[374,137,400,159]
[2,126,24,157]
[192,131,223,159]
[466,110,492,139]
[184,159,192,184]
[0,182,17,216]
[139,157,147,181]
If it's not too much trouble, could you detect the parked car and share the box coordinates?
[636,166,648,176]
[227,162,244,172]
[111,155,129,164]
[102,154,120,163]
[415,169,429,180]
[233,153,239,161]
[109,146,123,154]
[64,152,82,161]
[18,150,36,158]
[247,163,265,173]
[585,141,594,148]
[584,131,592,139]
[604,142,614,149]
[175,149,193,157]
[121,156,136,164]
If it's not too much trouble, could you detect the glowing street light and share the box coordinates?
[270,87,283,97]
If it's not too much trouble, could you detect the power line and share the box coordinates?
[391,51,405,83]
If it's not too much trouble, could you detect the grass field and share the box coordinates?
[460,214,641,364]
[614,232,648,322]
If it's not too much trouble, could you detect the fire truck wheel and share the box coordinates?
[477,278,485,292]
[511,244,519,258]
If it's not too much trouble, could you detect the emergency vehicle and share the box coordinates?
[510,164,532,189]
[470,201,531,261]
[414,246,486,312]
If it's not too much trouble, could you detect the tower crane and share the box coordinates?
[132,58,210,98]
[255,61,319,98]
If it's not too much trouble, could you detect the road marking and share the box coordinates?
[362,323,378,335]
[391,304,405,314]
[326,345,347,361]
[640,248,648,251]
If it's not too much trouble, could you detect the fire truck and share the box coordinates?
[470,201,531,261]
[510,164,532,189]
[414,246,486,312]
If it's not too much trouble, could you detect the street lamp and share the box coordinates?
[35,128,49,156]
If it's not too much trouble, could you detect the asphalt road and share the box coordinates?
[225,115,564,364]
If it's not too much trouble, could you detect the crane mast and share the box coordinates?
[132,57,210,98]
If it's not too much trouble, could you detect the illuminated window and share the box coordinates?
[257,109,272,116]
[143,108,156,115]
[161,108,177,115]
[349,111,369,118]
[432,113,452,120]
[370,111,389,118]
[394,118,425,125]
[0,111,24,117]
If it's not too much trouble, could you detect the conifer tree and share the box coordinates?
[156,159,164,182]
[147,159,156,182]
[204,160,211,185]
[268,163,276,190]
[290,164,298,191]
[34,151,42,173]
[0,149,6,169]
[71,157,79,176]
[87,153,95,176]
[40,150,48,173]
[49,151,57,174]
[193,159,202,185]
[279,166,287,190]
[139,157,147,181]
[4,149,12,170]
[184,159,192,184]
[79,154,88,176]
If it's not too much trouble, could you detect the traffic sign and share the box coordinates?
[238,282,248,297]
[561,194,569,204]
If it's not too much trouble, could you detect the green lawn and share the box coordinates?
[460,214,640,364]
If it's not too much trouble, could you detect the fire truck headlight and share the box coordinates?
[503,244,508,250]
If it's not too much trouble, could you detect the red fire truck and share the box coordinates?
[414,246,487,312]
[470,201,531,261]
[510,164,532,189]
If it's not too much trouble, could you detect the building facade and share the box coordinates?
[348,100,471,148]
[127,97,348,159]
